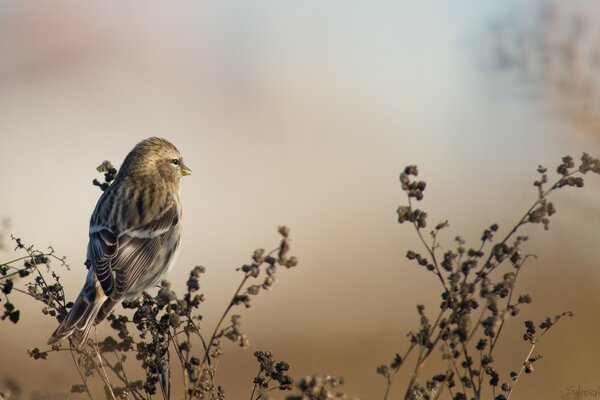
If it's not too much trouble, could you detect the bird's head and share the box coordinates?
[120,137,191,186]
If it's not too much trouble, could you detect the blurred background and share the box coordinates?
[1,0,600,399]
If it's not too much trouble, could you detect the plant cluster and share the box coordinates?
[1,154,599,400]
[378,154,600,400]
[0,161,356,400]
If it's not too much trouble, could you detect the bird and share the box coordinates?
[48,137,191,349]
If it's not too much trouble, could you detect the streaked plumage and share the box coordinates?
[48,137,190,348]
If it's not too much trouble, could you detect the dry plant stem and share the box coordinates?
[472,262,528,393]
[92,337,118,400]
[396,197,451,399]
[249,366,264,400]
[169,332,190,400]
[0,283,29,296]
[48,345,146,400]
[382,342,418,400]
[0,248,66,273]
[474,171,578,284]
[184,312,211,366]
[258,386,283,399]
[199,247,280,374]
[201,272,249,368]
[431,369,453,400]
[74,346,127,400]
[505,343,537,400]
[107,351,147,400]
[190,268,252,397]
[249,378,258,400]
[381,375,392,400]
[399,291,480,398]
[267,385,286,393]
[0,253,62,280]
[461,342,480,397]
[401,311,448,399]
[0,269,29,280]
[489,266,523,353]
[70,349,95,400]
[159,346,171,400]
[97,355,118,400]
[381,304,446,400]
[445,342,467,394]
[441,378,455,400]
[2,292,10,307]
[33,262,60,304]
[408,197,449,293]
[472,261,528,394]
[90,350,116,400]
[181,326,196,399]
[432,384,444,400]
[403,347,426,400]
[467,305,487,342]
[249,372,287,400]
[506,322,560,400]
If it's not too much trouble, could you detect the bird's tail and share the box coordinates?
[48,272,108,349]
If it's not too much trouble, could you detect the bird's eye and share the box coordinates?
[171,159,180,166]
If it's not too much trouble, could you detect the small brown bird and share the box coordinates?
[48,137,190,348]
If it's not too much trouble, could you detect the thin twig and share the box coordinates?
[70,349,95,400]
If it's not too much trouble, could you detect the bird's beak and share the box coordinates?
[181,161,191,176]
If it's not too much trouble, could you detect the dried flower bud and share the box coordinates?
[252,248,265,262]
[278,226,290,238]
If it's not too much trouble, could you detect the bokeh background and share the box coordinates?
[1,1,600,399]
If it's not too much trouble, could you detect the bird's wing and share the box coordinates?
[88,200,180,299]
